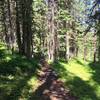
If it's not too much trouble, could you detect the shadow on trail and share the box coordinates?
[51,61,99,100]
[51,61,69,79]
[29,68,54,100]
[29,61,77,100]
[66,76,99,100]
[89,62,100,84]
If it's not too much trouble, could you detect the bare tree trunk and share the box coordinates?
[83,35,87,61]
[93,35,97,63]
[21,0,32,59]
[47,0,55,61]
[98,34,100,62]
[65,32,70,60]
[7,0,15,53]
[15,0,23,54]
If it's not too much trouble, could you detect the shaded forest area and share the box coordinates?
[0,0,100,100]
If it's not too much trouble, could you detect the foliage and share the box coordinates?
[0,43,40,100]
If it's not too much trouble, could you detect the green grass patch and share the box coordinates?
[0,43,40,100]
[52,58,100,100]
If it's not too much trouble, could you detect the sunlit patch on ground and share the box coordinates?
[28,76,40,92]
[5,56,12,61]
[53,59,100,100]
[0,44,40,100]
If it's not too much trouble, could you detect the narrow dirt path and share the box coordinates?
[35,60,78,100]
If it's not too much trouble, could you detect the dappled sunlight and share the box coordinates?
[0,44,40,100]
[66,76,99,100]
[60,61,93,81]
[0,0,100,99]
[0,43,6,50]
[52,59,100,100]
[28,76,40,91]
[0,46,6,50]
[4,56,12,62]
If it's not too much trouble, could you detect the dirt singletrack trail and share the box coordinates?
[34,59,78,100]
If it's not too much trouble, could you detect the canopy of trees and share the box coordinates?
[0,0,100,62]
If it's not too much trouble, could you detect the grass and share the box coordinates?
[52,58,100,100]
[0,43,41,100]
[1,43,100,100]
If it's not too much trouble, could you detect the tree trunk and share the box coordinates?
[65,32,70,60]
[83,35,87,61]
[7,0,15,53]
[15,0,22,54]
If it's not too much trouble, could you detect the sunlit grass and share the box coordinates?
[5,56,12,61]
[53,58,100,100]
[0,46,6,50]
[28,76,40,91]
[0,43,100,100]
[0,43,40,100]
[60,60,93,81]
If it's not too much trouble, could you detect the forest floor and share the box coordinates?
[0,43,100,100]
[0,43,40,100]
[52,59,100,100]
[31,60,77,100]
